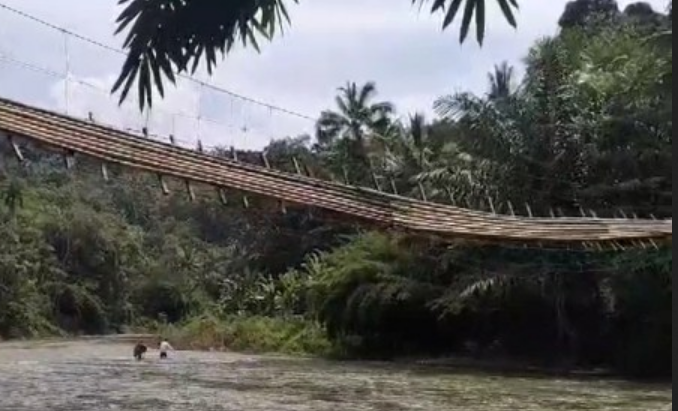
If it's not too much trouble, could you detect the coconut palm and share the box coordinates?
[316,82,393,148]
[314,82,394,183]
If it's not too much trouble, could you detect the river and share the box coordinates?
[0,339,670,410]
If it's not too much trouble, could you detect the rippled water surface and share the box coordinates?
[0,339,671,410]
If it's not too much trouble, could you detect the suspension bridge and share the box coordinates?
[0,3,671,249]
[0,97,671,248]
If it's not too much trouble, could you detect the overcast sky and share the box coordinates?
[0,0,668,149]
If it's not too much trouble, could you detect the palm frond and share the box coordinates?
[113,0,296,110]
[114,0,521,109]
[487,61,516,100]
[357,81,378,106]
[413,0,518,44]
[408,112,427,153]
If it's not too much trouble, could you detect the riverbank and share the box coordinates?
[132,315,333,356]
[147,316,674,383]
[133,316,613,378]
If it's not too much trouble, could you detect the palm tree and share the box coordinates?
[379,113,431,196]
[112,0,519,110]
[487,61,517,101]
[315,82,394,181]
[429,46,583,210]
[406,113,428,170]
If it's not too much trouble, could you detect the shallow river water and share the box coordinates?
[0,339,671,410]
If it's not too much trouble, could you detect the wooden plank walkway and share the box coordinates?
[0,97,671,247]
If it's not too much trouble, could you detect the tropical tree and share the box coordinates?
[487,61,517,101]
[376,113,431,197]
[423,17,670,216]
[558,0,621,30]
[315,82,394,184]
[424,58,532,208]
[112,0,520,109]
[381,114,469,200]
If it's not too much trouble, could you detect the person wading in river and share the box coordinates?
[158,338,174,360]
[133,342,147,360]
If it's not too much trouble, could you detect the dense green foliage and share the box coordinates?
[1,1,671,379]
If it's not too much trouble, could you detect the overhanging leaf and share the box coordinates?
[459,0,476,43]
[113,0,520,110]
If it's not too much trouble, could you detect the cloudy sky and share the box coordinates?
[0,0,668,149]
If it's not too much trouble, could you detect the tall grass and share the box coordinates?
[147,315,333,356]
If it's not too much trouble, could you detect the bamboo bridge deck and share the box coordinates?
[0,97,671,248]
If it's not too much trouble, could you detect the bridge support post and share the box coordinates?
[231,146,249,208]
[390,178,398,195]
[168,134,199,201]
[341,166,350,185]
[418,182,427,201]
[0,131,24,162]
[63,150,75,170]
[158,175,170,195]
[101,163,109,182]
[185,180,196,202]
[292,157,303,175]
[525,203,534,218]
[217,188,228,205]
[291,156,314,220]
[367,157,382,191]
[261,151,286,214]
[445,187,456,206]
[487,196,496,214]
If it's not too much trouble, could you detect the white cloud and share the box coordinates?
[0,0,670,150]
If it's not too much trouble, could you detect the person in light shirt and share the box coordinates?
[158,338,174,359]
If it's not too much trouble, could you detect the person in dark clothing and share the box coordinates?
[133,342,147,360]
